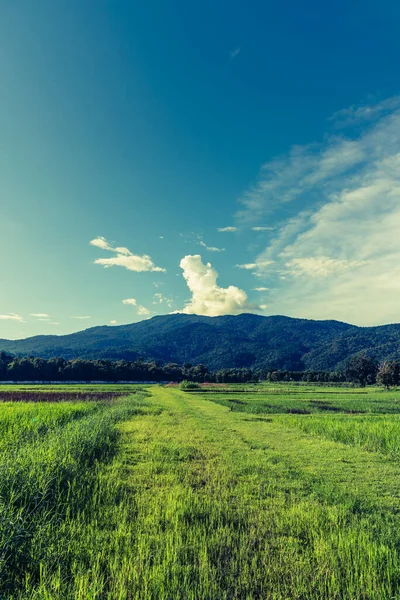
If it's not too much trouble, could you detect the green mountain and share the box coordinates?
[1,313,400,371]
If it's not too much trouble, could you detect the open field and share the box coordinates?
[2,383,400,598]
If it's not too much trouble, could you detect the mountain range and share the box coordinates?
[1,313,400,371]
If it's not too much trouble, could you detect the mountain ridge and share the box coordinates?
[1,313,400,371]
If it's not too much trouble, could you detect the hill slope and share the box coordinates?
[1,313,400,371]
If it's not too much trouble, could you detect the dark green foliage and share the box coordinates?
[2,313,400,372]
[376,361,400,390]
[344,352,378,386]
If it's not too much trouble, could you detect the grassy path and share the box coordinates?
[114,386,400,600]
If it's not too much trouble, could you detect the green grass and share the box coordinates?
[195,383,400,414]
[3,383,400,598]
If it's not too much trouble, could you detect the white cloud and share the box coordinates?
[199,241,225,252]
[31,313,50,318]
[71,316,91,320]
[236,263,257,270]
[217,226,237,232]
[153,293,173,308]
[236,261,274,271]
[91,237,165,273]
[0,313,24,322]
[122,298,151,317]
[252,226,274,231]
[330,96,400,127]
[122,298,137,306]
[285,257,368,277]
[243,98,400,325]
[179,255,260,316]
[110,320,117,325]
[252,287,269,291]
[49,322,60,325]
[230,48,241,59]
[90,236,113,251]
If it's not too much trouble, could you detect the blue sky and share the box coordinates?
[1,0,400,338]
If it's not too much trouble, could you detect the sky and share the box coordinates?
[1,0,400,339]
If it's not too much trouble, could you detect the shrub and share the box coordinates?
[180,380,201,391]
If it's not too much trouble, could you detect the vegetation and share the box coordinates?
[3,313,400,371]
[376,360,400,390]
[2,350,399,386]
[179,379,201,390]
[1,383,400,597]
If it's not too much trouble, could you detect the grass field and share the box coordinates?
[2,383,400,598]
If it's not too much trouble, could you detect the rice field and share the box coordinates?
[2,383,400,598]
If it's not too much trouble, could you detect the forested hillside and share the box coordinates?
[1,313,400,371]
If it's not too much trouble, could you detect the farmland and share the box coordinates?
[2,384,400,598]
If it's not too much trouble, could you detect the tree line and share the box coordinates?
[0,351,399,387]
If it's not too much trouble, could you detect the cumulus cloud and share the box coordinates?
[122,298,137,306]
[240,97,400,325]
[179,255,260,316]
[153,293,173,308]
[90,237,165,273]
[217,226,237,232]
[0,313,24,322]
[122,298,151,317]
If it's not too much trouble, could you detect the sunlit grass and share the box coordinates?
[3,384,400,598]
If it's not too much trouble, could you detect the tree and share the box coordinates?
[376,361,400,390]
[344,353,378,387]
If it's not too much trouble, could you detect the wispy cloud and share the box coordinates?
[0,313,24,322]
[330,96,400,127]
[236,261,274,270]
[199,241,225,252]
[110,320,117,325]
[230,48,241,59]
[252,287,269,291]
[178,255,259,316]
[217,226,237,232]
[31,313,50,318]
[71,316,91,320]
[90,237,165,273]
[285,257,368,277]
[236,263,257,270]
[252,226,274,231]
[240,97,400,325]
